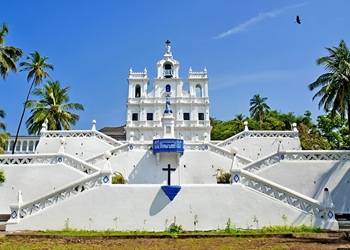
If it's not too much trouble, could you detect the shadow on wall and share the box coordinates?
[331,166,350,213]
[311,161,345,201]
[128,151,178,184]
[149,187,172,216]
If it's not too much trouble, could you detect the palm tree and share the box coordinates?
[308,40,350,141]
[232,114,245,134]
[0,109,8,154]
[25,81,84,135]
[249,94,270,128]
[0,22,23,80]
[12,51,54,153]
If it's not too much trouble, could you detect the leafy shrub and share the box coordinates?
[168,223,183,233]
[224,218,241,233]
[0,169,5,183]
[216,169,231,183]
[112,173,126,184]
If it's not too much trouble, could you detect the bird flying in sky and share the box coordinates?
[296,15,301,24]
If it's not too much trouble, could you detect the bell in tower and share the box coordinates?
[156,40,179,79]
[163,40,173,78]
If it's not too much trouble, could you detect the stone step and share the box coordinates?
[0,214,10,222]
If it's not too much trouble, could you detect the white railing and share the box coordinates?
[5,136,40,154]
[16,172,104,219]
[188,68,207,78]
[86,142,151,166]
[41,130,123,147]
[243,150,350,173]
[86,141,253,167]
[185,142,252,166]
[216,130,298,147]
[0,153,100,174]
[237,169,326,217]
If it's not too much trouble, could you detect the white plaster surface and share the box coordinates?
[6,184,338,232]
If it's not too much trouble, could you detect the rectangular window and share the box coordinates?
[166,126,171,133]
[198,113,204,120]
[183,113,190,120]
[147,113,153,121]
[132,113,138,121]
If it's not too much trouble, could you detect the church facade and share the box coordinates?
[125,40,211,142]
[1,41,349,232]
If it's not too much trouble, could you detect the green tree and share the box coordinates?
[297,123,332,150]
[232,114,246,134]
[0,109,8,154]
[12,51,54,153]
[249,94,270,128]
[0,22,23,80]
[316,113,348,149]
[308,40,350,144]
[25,81,84,134]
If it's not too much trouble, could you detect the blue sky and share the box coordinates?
[1,0,350,135]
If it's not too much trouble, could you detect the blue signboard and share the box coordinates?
[152,139,184,155]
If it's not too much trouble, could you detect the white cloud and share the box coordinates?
[213,3,308,39]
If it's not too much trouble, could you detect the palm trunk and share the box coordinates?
[12,81,35,154]
[348,108,350,148]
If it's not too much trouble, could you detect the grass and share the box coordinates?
[34,224,324,237]
[0,226,334,250]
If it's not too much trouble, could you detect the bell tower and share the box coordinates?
[125,40,212,142]
[156,40,180,79]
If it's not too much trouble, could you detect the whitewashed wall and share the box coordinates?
[257,161,350,213]
[221,136,301,160]
[0,164,85,213]
[6,185,338,232]
[36,136,115,160]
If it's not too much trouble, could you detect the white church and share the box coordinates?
[1,40,349,232]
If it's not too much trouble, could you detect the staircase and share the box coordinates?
[335,213,350,230]
[0,214,10,231]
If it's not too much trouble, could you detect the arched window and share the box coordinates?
[135,85,141,98]
[195,84,202,97]
[29,141,34,151]
[22,141,28,152]
[163,63,173,78]
[166,84,171,92]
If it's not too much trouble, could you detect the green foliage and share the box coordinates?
[0,109,8,154]
[167,222,183,234]
[259,224,323,234]
[25,81,84,135]
[224,218,241,233]
[112,173,126,184]
[249,94,270,126]
[316,113,349,149]
[210,118,235,140]
[0,168,5,183]
[216,168,231,183]
[297,123,332,150]
[0,22,23,80]
[210,106,350,150]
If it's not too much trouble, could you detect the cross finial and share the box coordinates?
[165,40,171,46]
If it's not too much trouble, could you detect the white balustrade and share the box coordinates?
[5,137,40,154]
[10,172,104,220]
[185,142,252,166]
[235,169,327,217]
[217,130,298,147]
[85,143,151,166]
[0,153,100,174]
[41,130,123,147]
[243,150,350,173]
